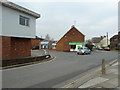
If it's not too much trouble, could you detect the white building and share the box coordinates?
[92,36,110,48]
[0,0,40,38]
[0,0,40,60]
[99,37,110,47]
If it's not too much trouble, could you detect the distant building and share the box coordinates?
[110,34,119,50]
[92,36,110,48]
[40,40,51,49]
[100,37,110,47]
[92,37,102,43]
[0,1,40,60]
[39,40,57,50]
[51,41,57,50]
[56,25,85,51]
[31,36,44,50]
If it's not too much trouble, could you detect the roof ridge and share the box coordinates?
[1,0,40,18]
[57,26,84,44]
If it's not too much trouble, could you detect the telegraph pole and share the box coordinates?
[107,32,108,46]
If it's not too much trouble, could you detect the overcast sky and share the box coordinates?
[8,0,118,41]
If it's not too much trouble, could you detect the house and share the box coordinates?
[56,25,85,51]
[39,40,57,50]
[92,37,103,48]
[31,36,44,50]
[100,36,110,47]
[92,36,110,48]
[0,1,40,60]
[52,41,57,50]
[39,40,51,49]
[110,34,119,50]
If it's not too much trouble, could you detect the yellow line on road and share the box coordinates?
[61,74,91,88]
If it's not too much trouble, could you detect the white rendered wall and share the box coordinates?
[1,6,36,38]
[100,38,110,47]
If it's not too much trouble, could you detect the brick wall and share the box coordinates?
[56,26,85,51]
[1,36,11,60]
[56,38,64,51]
[0,36,31,60]
[31,38,44,49]
[11,37,31,59]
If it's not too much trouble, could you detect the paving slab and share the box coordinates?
[107,69,118,74]
[101,73,118,79]
[78,61,118,88]
[112,62,118,66]
[94,82,117,88]
[79,77,109,88]
[105,78,118,86]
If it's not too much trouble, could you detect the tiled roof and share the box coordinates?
[1,0,40,18]
[92,37,102,43]
[110,35,118,40]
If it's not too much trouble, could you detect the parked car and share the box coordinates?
[77,47,91,55]
[98,48,104,50]
[104,47,110,51]
[32,46,39,50]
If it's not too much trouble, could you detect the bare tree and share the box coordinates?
[45,34,50,41]
[45,34,54,41]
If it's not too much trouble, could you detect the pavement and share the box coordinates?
[78,60,118,88]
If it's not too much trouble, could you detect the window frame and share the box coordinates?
[19,15,30,26]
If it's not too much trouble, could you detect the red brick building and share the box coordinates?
[1,37,31,60]
[56,26,85,51]
[0,1,40,60]
[31,37,44,50]
[39,40,57,50]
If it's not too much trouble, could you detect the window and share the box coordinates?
[52,45,56,49]
[19,15,30,26]
[71,45,76,49]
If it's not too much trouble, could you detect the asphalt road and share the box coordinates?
[2,50,118,88]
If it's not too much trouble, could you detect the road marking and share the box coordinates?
[61,69,100,88]
[61,74,92,88]
[38,55,56,64]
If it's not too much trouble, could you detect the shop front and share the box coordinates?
[40,41,50,49]
[69,43,86,51]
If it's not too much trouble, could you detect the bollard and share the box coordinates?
[101,59,106,74]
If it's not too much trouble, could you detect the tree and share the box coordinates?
[45,34,50,41]
[45,34,54,41]
[85,44,94,51]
